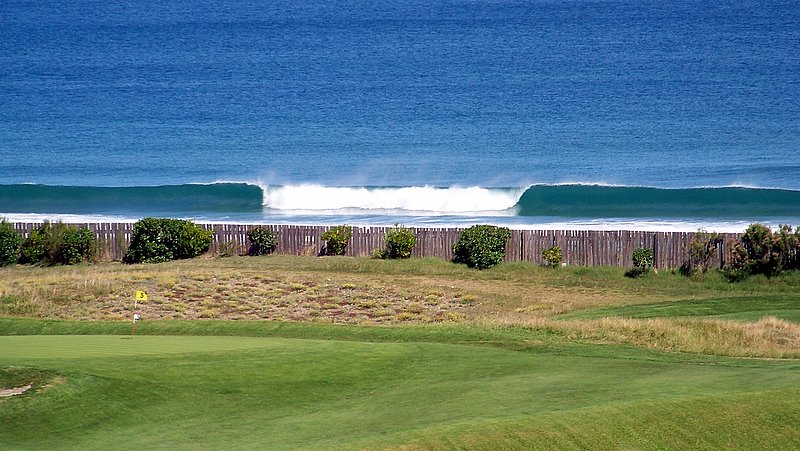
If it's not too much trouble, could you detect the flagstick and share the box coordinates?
[132,298,137,337]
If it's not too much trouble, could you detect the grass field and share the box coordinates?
[1,256,799,449]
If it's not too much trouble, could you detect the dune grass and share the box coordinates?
[2,255,800,448]
[2,255,798,322]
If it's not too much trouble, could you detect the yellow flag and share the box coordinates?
[135,291,148,301]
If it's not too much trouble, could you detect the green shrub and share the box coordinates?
[123,218,212,264]
[19,227,47,264]
[321,225,352,256]
[632,247,654,269]
[724,223,800,280]
[626,247,653,278]
[54,227,97,265]
[380,224,416,259]
[681,230,723,276]
[739,223,778,276]
[247,226,278,256]
[0,220,20,266]
[542,245,562,268]
[723,243,751,283]
[774,224,800,271]
[452,225,511,270]
[17,222,96,266]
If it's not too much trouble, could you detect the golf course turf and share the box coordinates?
[1,256,799,449]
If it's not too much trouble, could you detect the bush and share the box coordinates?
[542,245,562,268]
[247,226,278,256]
[774,224,800,271]
[626,247,654,278]
[452,225,511,270]
[739,223,779,276]
[681,230,723,276]
[723,245,750,282]
[632,247,654,270]
[123,218,212,264]
[0,220,20,266]
[19,227,47,264]
[54,227,97,265]
[17,222,96,266]
[724,223,800,280]
[378,224,416,259]
[321,225,352,256]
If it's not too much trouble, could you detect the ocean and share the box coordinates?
[2,0,798,231]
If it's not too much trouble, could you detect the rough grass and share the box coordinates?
[2,255,799,358]
[550,315,800,358]
[557,295,800,322]
[0,258,474,323]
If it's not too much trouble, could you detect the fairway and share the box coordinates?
[2,333,800,449]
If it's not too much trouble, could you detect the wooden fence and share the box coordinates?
[10,222,739,269]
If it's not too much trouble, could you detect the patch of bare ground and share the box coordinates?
[0,368,64,400]
[0,384,32,397]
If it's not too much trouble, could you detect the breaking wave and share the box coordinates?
[1,182,798,221]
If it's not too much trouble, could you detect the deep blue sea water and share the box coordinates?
[1,0,798,230]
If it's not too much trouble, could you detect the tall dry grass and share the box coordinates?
[485,315,800,359]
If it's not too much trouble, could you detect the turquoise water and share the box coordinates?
[1,0,798,230]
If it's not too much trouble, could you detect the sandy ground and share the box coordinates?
[0,384,32,397]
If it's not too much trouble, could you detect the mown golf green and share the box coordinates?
[2,257,800,449]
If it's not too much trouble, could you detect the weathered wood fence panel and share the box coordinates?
[9,222,740,269]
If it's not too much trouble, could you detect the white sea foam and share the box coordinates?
[0,213,138,224]
[260,184,527,213]
[0,211,781,232]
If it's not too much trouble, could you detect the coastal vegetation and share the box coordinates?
[682,229,724,276]
[122,218,212,264]
[725,223,800,281]
[0,220,19,267]
[541,245,562,268]
[321,225,353,256]
[246,225,278,256]
[452,224,511,270]
[373,224,417,259]
[17,222,96,266]
[625,247,654,278]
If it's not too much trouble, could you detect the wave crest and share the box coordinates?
[261,184,525,213]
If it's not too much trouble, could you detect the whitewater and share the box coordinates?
[261,185,524,213]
